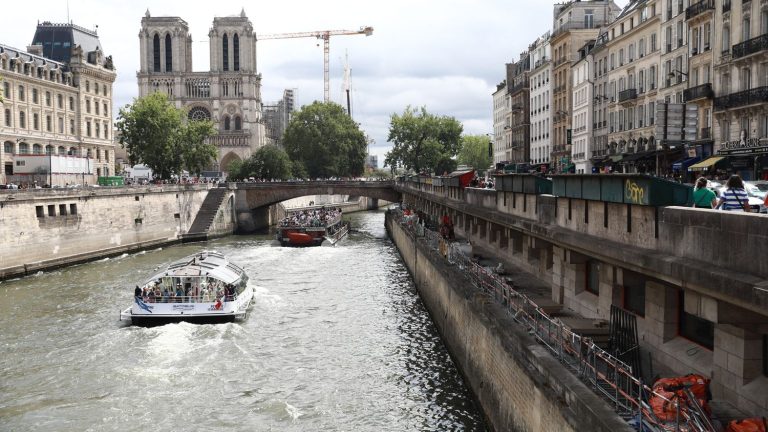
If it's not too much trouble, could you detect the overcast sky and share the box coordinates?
[4,0,628,164]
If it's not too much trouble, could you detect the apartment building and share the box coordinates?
[492,80,509,165]
[507,53,531,164]
[589,31,613,171]
[529,32,553,170]
[571,40,596,173]
[550,0,621,172]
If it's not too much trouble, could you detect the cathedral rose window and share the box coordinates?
[188,106,211,121]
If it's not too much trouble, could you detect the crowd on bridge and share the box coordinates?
[278,207,342,228]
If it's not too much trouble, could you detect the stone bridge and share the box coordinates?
[233,180,401,232]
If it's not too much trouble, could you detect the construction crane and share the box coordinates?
[257,26,373,103]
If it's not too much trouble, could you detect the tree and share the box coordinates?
[180,120,217,176]
[116,93,217,179]
[384,106,463,175]
[229,145,293,181]
[283,101,367,178]
[457,134,493,172]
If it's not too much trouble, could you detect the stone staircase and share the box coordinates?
[182,187,228,243]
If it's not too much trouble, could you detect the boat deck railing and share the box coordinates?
[136,294,238,304]
[390,208,716,432]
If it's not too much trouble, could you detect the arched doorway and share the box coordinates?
[220,152,242,178]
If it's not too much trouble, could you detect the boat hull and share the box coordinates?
[121,285,254,326]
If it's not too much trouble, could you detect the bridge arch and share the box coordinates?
[233,181,402,232]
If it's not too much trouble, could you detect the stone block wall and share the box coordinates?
[0,185,209,278]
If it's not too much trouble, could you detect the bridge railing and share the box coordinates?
[389,208,715,432]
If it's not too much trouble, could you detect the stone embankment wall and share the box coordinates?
[385,212,632,432]
[0,185,212,279]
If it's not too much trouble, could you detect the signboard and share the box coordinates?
[566,129,572,145]
[718,137,768,155]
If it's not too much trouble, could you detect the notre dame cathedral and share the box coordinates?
[137,9,266,174]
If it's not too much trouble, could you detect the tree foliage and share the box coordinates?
[282,101,367,178]
[116,93,217,179]
[457,134,493,172]
[384,106,463,175]
[228,145,293,181]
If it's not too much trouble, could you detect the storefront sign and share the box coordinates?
[718,137,768,155]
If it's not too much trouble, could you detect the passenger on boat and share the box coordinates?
[134,285,142,299]
[175,285,184,302]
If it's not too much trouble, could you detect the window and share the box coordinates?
[234,116,242,130]
[33,113,39,130]
[69,119,75,135]
[639,38,645,57]
[224,115,230,130]
[69,204,77,215]
[704,23,711,49]
[46,115,51,132]
[32,88,38,103]
[585,10,594,29]
[222,34,229,71]
[48,204,55,217]
[95,122,100,138]
[18,142,28,154]
[87,121,91,137]
[85,80,90,92]
[95,102,99,116]
[19,85,25,101]
[86,100,91,114]
[743,18,751,42]
[103,103,108,117]
[623,272,646,316]
[104,122,109,139]
[723,26,730,52]
[19,111,26,129]
[678,290,714,350]
[153,34,161,72]
[4,109,10,127]
[651,33,657,51]
[45,145,53,155]
[36,206,44,218]
[586,260,600,295]
[233,33,240,71]
[165,33,173,72]
[59,204,67,216]
[69,96,74,110]
[649,101,655,125]
[95,83,99,95]
[57,94,63,108]
[33,144,42,154]
[742,68,751,91]
[3,81,9,99]
[58,117,64,133]
[721,118,730,140]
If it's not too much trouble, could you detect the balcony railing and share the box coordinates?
[206,132,251,147]
[683,83,714,101]
[732,33,768,59]
[714,86,768,110]
[686,0,714,20]
[509,82,529,94]
[618,88,638,103]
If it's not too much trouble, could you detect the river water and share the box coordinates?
[0,210,487,431]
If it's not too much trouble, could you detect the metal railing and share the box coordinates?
[389,208,716,432]
[683,83,714,101]
[714,86,768,110]
[685,0,714,20]
[732,33,768,59]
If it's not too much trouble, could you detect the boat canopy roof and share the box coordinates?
[144,251,246,285]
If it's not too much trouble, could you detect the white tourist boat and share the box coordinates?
[120,251,253,325]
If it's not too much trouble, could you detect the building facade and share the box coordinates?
[550,0,621,173]
[492,80,509,165]
[712,0,768,180]
[605,0,663,174]
[571,41,595,173]
[507,53,531,164]
[264,88,296,147]
[529,32,553,170]
[1,22,116,187]
[137,9,267,174]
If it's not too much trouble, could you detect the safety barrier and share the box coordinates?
[389,208,715,432]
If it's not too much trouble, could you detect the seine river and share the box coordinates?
[0,210,486,431]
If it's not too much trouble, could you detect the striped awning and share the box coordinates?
[688,156,725,171]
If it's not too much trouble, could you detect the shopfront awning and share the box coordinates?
[620,151,655,163]
[672,157,701,171]
[688,156,725,171]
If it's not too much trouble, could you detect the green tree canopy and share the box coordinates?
[282,101,367,178]
[229,145,293,181]
[116,93,217,179]
[384,106,463,175]
[457,134,493,172]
